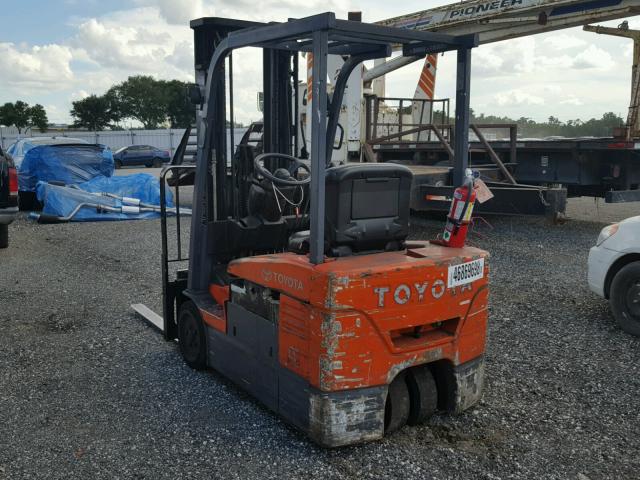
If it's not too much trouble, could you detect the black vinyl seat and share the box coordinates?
[289,163,413,256]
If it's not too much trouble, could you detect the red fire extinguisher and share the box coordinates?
[434,169,476,248]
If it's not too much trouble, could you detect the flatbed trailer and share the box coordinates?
[508,137,640,202]
[365,96,640,216]
[375,137,640,215]
[404,164,567,217]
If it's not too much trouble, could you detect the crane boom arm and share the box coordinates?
[365,0,640,81]
[583,22,640,37]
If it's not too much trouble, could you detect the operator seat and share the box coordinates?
[289,163,413,257]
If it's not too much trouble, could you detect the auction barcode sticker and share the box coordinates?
[448,258,485,288]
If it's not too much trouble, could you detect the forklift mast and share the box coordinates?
[189,18,304,293]
[187,13,478,293]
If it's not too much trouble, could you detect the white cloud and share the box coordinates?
[135,0,213,25]
[0,1,633,125]
[571,45,615,70]
[542,85,562,95]
[70,90,90,101]
[560,97,583,106]
[211,0,353,22]
[543,34,587,50]
[472,37,536,77]
[624,42,633,58]
[0,42,74,89]
[72,11,189,75]
[495,89,545,107]
[136,0,353,24]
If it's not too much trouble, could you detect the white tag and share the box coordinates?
[474,179,494,204]
[448,258,485,288]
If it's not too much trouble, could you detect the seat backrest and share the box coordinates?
[324,163,413,254]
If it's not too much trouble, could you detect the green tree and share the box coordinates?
[111,76,167,129]
[76,77,196,130]
[0,101,48,133]
[70,94,120,131]
[162,80,195,129]
[466,109,624,138]
[29,104,48,132]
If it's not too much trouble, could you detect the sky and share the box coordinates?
[0,0,637,125]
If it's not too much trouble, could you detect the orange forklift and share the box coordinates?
[156,13,487,447]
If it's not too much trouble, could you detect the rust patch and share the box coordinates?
[319,313,341,390]
[386,357,418,383]
[421,347,444,364]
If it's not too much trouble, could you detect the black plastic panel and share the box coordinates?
[325,163,413,251]
[208,302,279,411]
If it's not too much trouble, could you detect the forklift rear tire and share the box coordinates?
[384,372,410,435]
[178,301,208,370]
[406,365,438,426]
[610,261,640,336]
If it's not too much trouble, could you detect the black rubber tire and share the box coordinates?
[18,191,35,211]
[384,372,411,435]
[178,301,208,370]
[115,160,122,169]
[406,366,438,426]
[610,261,640,336]
[152,157,162,168]
[0,224,8,249]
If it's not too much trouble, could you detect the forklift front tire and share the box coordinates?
[178,301,208,370]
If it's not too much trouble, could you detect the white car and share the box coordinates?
[588,216,640,335]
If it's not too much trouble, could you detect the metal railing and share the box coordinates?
[365,96,451,144]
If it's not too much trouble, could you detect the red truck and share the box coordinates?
[0,146,18,248]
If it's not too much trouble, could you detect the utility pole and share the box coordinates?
[584,22,640,140]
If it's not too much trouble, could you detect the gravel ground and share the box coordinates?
[0,199,639,480]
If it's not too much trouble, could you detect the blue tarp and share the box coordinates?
[19,144,114,192]
[35,174,174,222]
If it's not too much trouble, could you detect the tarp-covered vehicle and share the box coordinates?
[34,173,175,222]
[9,137,114,210]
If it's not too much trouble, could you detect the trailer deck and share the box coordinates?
[364,95,640,216]
[378,137,640,204]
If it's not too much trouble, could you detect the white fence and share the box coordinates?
[0,126,248,159]
[0,127,187,155]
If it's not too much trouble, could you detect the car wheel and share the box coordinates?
[0,224,8,249]
[610,261,640,336]
[18,191,35,211]
[115,159,122,169]
[178,301,208,370]
[152,157,162,168]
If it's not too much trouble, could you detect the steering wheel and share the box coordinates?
[254,153,311,186]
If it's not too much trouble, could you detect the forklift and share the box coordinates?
[157,13,488,447]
